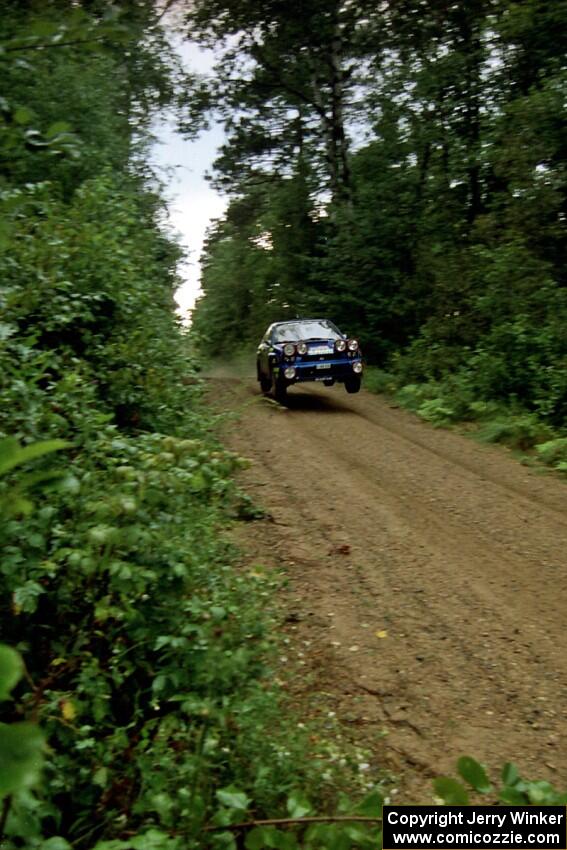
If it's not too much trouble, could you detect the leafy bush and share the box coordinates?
[416,398,459,426]
[1,431,367,847]
[394,383,436,412]
[369,370,564,452]
[535,438,567,471]
[362,368,397,395]
[0,644,46,814]
[0,435,387,849]
[391,383,464,426]
[476,413,553,451]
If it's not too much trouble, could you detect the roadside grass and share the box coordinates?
[0,426,386,850]
[364,366,567,474]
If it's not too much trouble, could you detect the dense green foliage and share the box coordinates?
[190,0,567,430]
[0,4,388,848]
[0,4,379,848]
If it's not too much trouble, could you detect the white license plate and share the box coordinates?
[315,363,331,370]
[309,346,331,355]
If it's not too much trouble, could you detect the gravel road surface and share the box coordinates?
[215,378,567,800]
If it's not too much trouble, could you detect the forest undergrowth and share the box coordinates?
[364,367,567,475]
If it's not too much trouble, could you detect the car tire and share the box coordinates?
[259,369,272,394]
[345,376,361,394]
[271,369,287,403]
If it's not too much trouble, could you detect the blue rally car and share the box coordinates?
[256,318,363,401]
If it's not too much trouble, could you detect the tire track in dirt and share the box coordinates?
[213,378,567,800]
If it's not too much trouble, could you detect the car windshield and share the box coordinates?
[272,320,342,342]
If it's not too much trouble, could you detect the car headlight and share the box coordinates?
[283,343,296,357]
[348,339,359,352]
[296,341,307,355]
[352,361,363,374]
[335,339,347,352]
[284,366,296,380]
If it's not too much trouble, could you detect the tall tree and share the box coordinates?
[194,159,321,352]
[185,0,374,203]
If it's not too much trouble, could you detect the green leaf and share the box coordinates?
[271,832,299,850]
[525,780,559,805]
[500,786,527,805]
[210,808,233,828]
[13,106,34,125]
[501,762,519,787]
[286,790,312,819]
[322,825,350,850]
[129,829,179,850]
[41,838,72,850]
[190,471,207,492]
[216,785,250,811]
[10,468,64,491]
[345,824,375,842]
[211,832,237,850]
[355,789,383,817]
[46,121,72,140]
[94,829,179,850]
[457,756,492,793]
[93,766,109,788]
[0,438,68,476]
[29,20,62,38]
[433,777,469,805]
[0,721,45,797]
[1,494,33,516]
[13,581,44,614]
[245,827,281,850]
[0,645,23,700]
[304,824,331,843]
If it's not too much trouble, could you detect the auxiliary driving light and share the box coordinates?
[283,343,296,356]
[284,366,296,380]
[352,361,363,374]
[296,341,308,355]
[348,339,359,352]
[335,339,347,352]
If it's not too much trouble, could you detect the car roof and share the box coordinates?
[266,319,344,339]
[270,318,330,327]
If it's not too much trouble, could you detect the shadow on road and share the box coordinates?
[278,388,355,414]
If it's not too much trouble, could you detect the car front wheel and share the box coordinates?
[258,366,272,394]
[271,368,288,403]
[344,376,361,394]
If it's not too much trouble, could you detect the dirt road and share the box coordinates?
[216,378,567,800]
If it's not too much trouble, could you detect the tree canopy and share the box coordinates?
[189,0,567,421]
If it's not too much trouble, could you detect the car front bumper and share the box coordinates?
[276,358,363,383]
